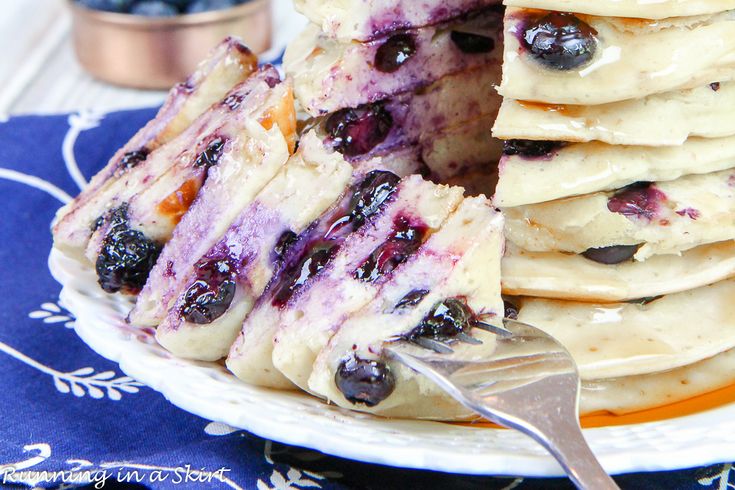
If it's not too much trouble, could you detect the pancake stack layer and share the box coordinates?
[284,0,507,195]
[493,2,735,414]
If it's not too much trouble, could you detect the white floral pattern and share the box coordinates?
[29,300,75,329]
[699,464,735,489]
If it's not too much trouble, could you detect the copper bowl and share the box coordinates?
[69,0,272,89]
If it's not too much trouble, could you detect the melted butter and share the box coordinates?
[451,382,735,429]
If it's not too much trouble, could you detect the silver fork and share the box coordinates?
[384,317,620,490]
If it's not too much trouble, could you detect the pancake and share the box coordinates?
[52,40,259,262]
[285,9,503,116]
[494,135,735,207]
[516,278,735,380]
[84,70,294,296]
[498,9,735,105]
[503,169,735,260]
[153,132,353,361]
[313,63,502,162]
[308,197,504,419]
[271,177,465,390]
[293,0,502,41]
[502,241,735,302]
[226,175,462,388]
[503,0,735,20]
[580,347,735,415]
[492,83,735,146]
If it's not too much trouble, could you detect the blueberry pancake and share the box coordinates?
[53,38,258,261]
[314,63,502,162]
[153,131,353,361]
[309,197,504,419]
[503,169,735,260]
[504,0,733,20]
[502,241,735,302]
[285,8,503,116]
[293,0,501,41]
[515,278,735,379]
[493,82,735,146]
[271,177,465,390]
[494,135,735,207]
[227,174,464,388]
[86,68,293,296]
[499,9,735,105]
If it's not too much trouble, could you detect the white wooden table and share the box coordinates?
[1,0,304,117]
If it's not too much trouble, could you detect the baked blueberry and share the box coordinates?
[347,170,401,228]
[374,34,417,73]
[408,298,475,341]
[180,257,236,324]
[354,216,427,282]
[95,206,161,294]
[194,137,227,168]
[119,149,149,170]
[522,12,598,70]
[271,244,338,308]
[607,182,665,221]
[335,356,395,406]
[395,289,430,310]
[582,244,640,264]
[325,104,393,157]
[503,139,563,158]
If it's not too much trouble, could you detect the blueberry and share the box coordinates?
[325,103,393,157]
[129,1,179,16]
[355,217,427,283]
[522,12,597,70]
[180,258,236,324]
[582,244,640,264]
[186,0,237,14]
[194,137,227,168]
[607,182,665,221]
[504,300,519,320]
[347,170,401,228]
[335,356,395,407]
[95,205,161,294]
[271,244,338,308]
[503,139,563,158]
[374,34,416,73]
[75,0,132,13]
[408,298,475,342]
[119,149,149,170]
[450,31,495,54]
[395,289,430,310]
[710,82,721,91]
[273,230,298,264]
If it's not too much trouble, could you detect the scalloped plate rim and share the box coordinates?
[49,248,735,477]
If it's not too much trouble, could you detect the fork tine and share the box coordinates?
[411,337,455,354]
[456,332,483,345]
[473,320,512,337]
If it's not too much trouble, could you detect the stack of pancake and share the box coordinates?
[492,2,735,414]
[284,0,507,195]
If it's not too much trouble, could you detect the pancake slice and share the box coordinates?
[499,9,735,105]
[52,38,258,261]
[515,278,735,380]
[285,9,503,116]
[271,177,465,390]
[502,241,735,302]
[293,0,501,41]
[503,169,735,260]
[153,131,353,361]
[580,347,735,416]
[85,68,293,296]
[495,135,735,207]
[492,83,735,146]
[309,197,504,420]
[503,0,734,20]
[227,175,464,388]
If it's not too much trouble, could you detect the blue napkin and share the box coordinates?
[0,108,732,490]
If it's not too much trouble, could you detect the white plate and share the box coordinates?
[50,248,735,477]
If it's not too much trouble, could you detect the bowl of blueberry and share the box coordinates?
[70,0,271,89]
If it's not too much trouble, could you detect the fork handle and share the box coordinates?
[519,419,619,490]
